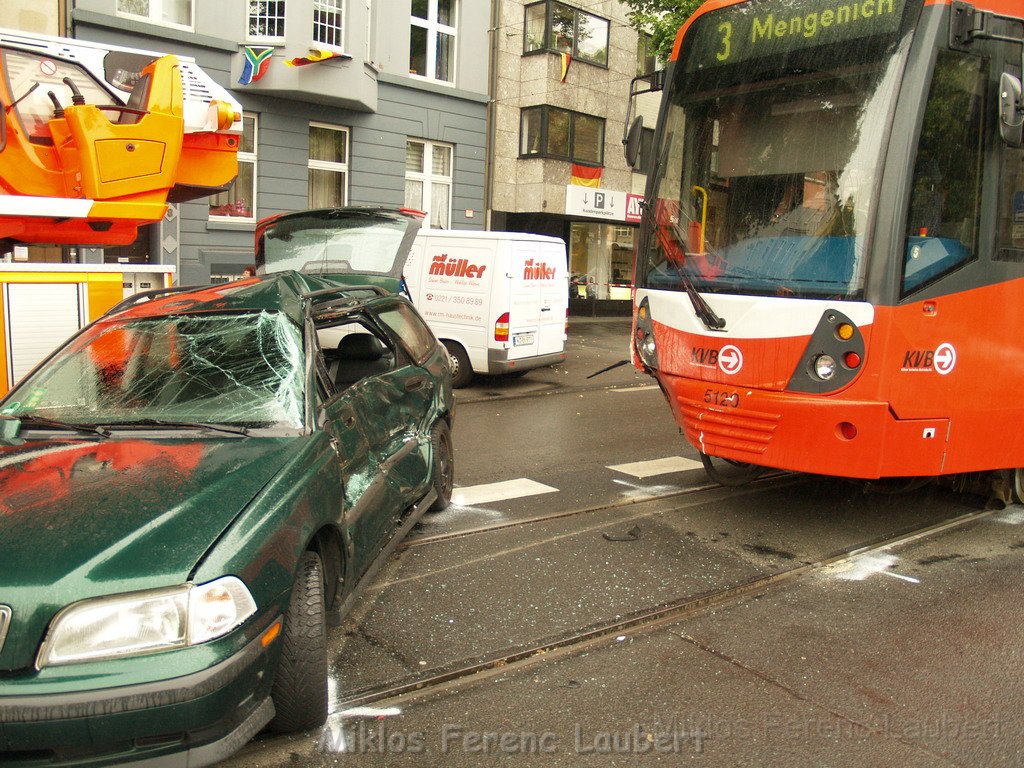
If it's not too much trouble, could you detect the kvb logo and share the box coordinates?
[901,342,956,375]
[718,345,743,375]
[690,345,743,374]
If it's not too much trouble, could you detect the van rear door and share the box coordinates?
[507,239,566,361]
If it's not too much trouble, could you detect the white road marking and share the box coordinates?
[451,479,559,507]
[607,456,704,478]
[612,384,660,393]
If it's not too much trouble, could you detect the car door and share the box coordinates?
[315,321,400,575]
[372,299,447,507]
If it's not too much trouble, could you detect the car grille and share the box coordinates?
[678,396,780,457]
[0,606,10,654]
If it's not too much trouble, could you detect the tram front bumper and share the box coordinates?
[661,374,950,479]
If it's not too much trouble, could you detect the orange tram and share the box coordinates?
[628,0,1024,496]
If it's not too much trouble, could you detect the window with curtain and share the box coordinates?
[405,139,453,229]
[210,115,257,220]
[308,124,349,208]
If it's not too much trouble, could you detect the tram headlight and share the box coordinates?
[634,298,660,370]
[813,354,837,380]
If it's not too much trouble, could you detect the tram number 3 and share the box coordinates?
[716,21,732,62]
[705,389,739,408]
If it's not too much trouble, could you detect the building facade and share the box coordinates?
[489,0,655,314]
[64,0,489,284]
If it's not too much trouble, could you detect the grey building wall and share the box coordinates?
[69,0,489,284]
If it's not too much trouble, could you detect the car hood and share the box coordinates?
[0,436,297,592]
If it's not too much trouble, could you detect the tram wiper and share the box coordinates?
[637,197,727,332]
[667,221,727,331]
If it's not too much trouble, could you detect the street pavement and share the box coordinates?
[218,318,1024,768]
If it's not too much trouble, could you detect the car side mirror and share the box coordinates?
[999,72,1023,147]
[624,115,644,169]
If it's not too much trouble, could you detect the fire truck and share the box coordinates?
[0,28,242,248]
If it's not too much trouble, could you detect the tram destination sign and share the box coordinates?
[682,0,908,70]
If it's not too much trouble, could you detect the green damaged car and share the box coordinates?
[0,209,454,765]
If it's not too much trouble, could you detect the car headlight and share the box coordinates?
[38,576,257,668]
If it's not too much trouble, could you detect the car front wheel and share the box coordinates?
[428,419,454,511]
[268,550,328,732]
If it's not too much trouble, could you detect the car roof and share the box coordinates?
[103,270,389,326]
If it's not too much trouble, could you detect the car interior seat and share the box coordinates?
[333,333,393,390]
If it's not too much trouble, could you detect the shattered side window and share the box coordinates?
[5,311,305,429]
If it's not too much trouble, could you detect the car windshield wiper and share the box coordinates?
[101,418,251,436]
[0,413,111,438]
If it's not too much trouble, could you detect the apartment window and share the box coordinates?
[524,1,609,67]
[309,124,349,208]
[210,115,257,220]
[405,140,452,229]
[637,33,657,77]
[520,106,604,165]
[249,0,286,40]
[313,0,344,47]
[410,0,457,84]
[117,0,192,28]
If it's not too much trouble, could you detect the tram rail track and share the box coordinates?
[401,471,792,549]
[332,505,996,714]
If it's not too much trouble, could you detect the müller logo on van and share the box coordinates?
[429,254,487,278]
[523,259,557,280]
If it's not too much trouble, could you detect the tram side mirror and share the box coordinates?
[999,73,1023,148]
[624,116,644,169]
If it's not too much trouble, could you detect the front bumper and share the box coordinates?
[0,628,278,767]
[661,373,950,479]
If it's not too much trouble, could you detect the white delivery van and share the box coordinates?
[403,230,568,387]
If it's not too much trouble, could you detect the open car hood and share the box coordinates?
[255,207,425,294]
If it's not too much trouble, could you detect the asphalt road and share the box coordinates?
[219,319,1024,768]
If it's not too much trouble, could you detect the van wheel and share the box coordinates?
[443,341,473,388]
[428,419,454,511]
[268,550,328,733]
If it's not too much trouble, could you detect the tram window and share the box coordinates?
[996,141,1024,263]
[903,52,985,296]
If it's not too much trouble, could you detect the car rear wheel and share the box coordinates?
[428,419,454,512]
[268,550,328,733]
[442,341,473,388]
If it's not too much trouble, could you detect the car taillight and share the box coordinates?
[564,308,569,337]
[495,312,510,342]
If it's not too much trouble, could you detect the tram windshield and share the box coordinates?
[638,0,916,301]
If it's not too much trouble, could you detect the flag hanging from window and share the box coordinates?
[284,49,350,67]
[239,46,274,85]
[560,52,572,83]
[570,164,602,188]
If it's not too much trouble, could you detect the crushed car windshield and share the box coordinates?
[2,311,305,429]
